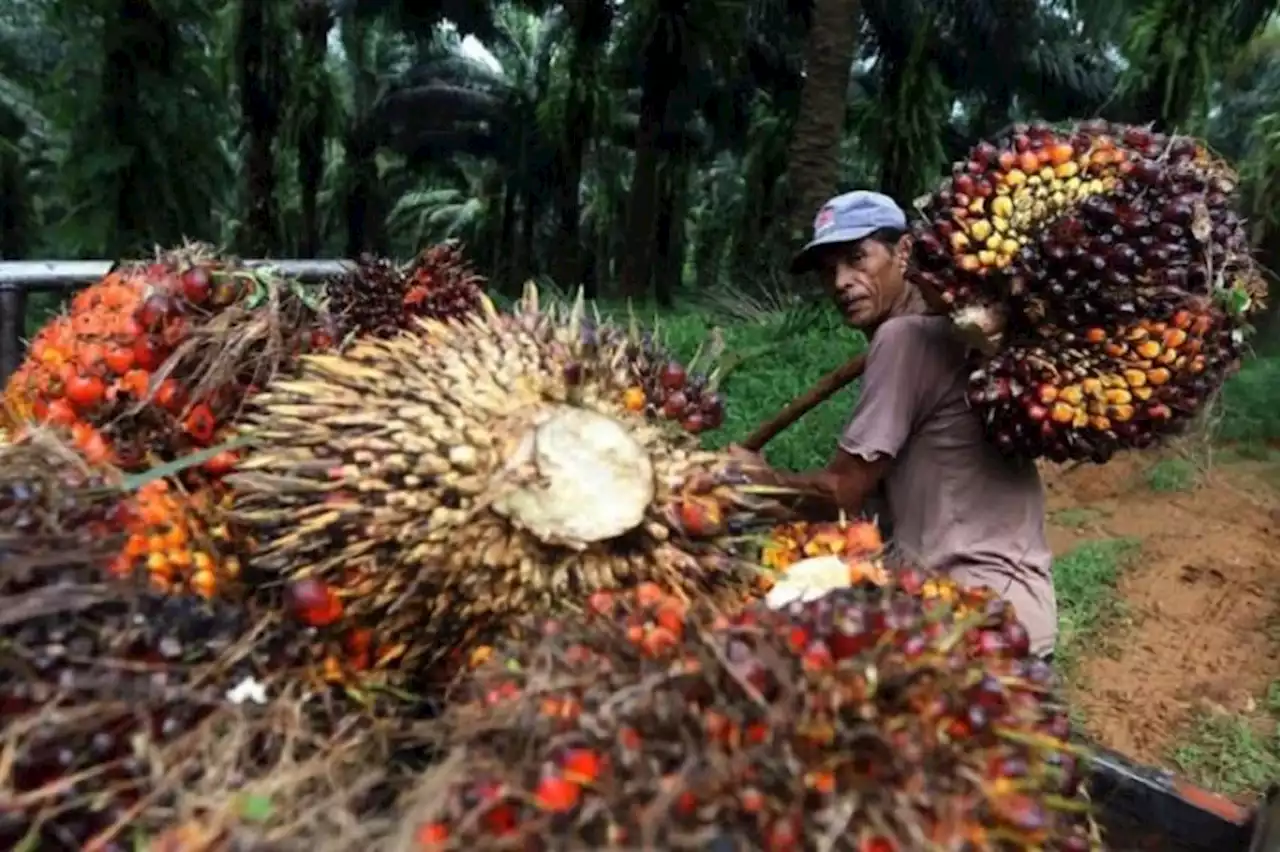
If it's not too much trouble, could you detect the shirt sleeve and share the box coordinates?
[838,319,930,461]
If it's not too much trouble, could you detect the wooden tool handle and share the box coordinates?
[741,353,868,452]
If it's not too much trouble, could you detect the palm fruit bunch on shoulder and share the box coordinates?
[2,242,333,593]
[327,241,487,341]
[228,286,795,685]
[407,578,1097,851]
[910,119,1264,464]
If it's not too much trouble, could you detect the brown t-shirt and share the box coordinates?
[839,314,1057,656]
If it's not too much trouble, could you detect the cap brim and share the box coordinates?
[789,227,876,274]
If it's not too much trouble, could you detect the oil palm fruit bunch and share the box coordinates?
[563,311,727,436]
[912,119,1262,339]
[228,286,796,681]
[2,243,331,591]
[0,427,124,574]
[327,242,486,341]
[0,590,358,852]
[403,241,487,322]
[408,578,1097,851]
[327,254,413,340]
[910,119,1263,463]
[965,294,1242,462]
[3,241,331,470]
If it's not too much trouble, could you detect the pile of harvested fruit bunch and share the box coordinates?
[405,578,1097,850]
[326,241,487,341]
[228,286,793,684]
[910,119,1265,463]
[0,433,398,851]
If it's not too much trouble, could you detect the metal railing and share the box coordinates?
[0,259,353,386]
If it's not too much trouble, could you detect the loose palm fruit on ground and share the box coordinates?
[966,295,1243,463]
[229,286,797,678]
[408,579,1096,851]
[910,120,1264,352]
[327,242,486,341]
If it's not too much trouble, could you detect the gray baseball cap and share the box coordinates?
[790,191,907,274]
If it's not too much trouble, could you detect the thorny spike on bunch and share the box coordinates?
[406,579,1100,851]
[909,120,1263,463]
[229,287,797,678]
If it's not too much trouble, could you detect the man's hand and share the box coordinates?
[726,443,764,465]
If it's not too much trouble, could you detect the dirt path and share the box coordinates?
[1043,453,1280,769]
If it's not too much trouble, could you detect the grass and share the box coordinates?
[1050,506,1108,529]
[1144,457,1198,492]
[653,304,869,470]
[1051,538,1142,676]
[1172,681,1280,796]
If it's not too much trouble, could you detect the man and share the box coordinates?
[747,190,1057,660]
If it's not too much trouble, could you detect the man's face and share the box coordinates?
[821,236,910,328]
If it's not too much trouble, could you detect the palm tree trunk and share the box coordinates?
[106,0,172,255]
[619,54,680,299]
[237,0,286,257]
[341,14,386,258]
[551,0,611,293]
[550,73,592,290]
[295,0,331,257]
[783,0,861,241]
[0,150,31,258]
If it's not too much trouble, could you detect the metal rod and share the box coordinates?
[0,259,354,290]
[0,259,356,386]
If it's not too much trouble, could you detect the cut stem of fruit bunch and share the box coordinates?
[910,119,1265,464]
[407,580,1096,851]
[229,285,793,683]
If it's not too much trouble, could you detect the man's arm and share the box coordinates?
[753,448,892,515]
[745,318,928,516]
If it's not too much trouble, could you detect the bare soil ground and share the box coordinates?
[1042,452,1280,770]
